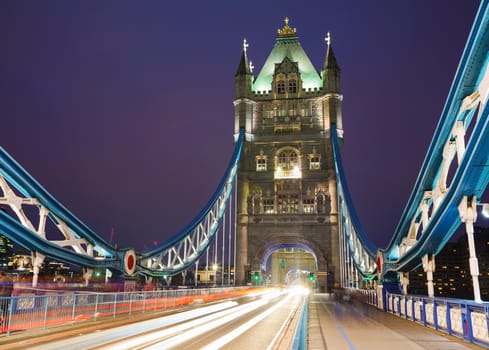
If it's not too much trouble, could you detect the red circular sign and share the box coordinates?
[124,250,136,275]
[127,254,135,270]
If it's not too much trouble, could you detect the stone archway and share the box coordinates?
[250,236,331,291]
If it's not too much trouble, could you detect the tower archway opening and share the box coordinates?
[262,244,318,288]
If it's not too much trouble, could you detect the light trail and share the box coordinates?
[96,289,285,350]
[199,294,296,350]
[27,301,238,350]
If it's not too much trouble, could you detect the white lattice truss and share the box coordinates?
[0,173,97,259]
[140,164,237,275]
[397,63,489,262]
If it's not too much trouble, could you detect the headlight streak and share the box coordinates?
[97,291,281,350]
[199,294,298,350]
[27,301,240,350]
[265,294,304,350]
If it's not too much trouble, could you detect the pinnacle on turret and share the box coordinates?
[235,38,254,99]
[322,32,341,93]
[323,32,340,71]
[235,38,253,76]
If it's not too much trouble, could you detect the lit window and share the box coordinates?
[303,198,315,213]
[278,195,299,214]
[310,155,320,170]
[256,157,267,171]
[263,199,275,214]
[275,149,301,179]
[278,150,298,167]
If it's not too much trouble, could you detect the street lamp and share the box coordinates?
[481,203,489,218]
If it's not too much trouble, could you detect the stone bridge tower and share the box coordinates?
[234,18,343,292]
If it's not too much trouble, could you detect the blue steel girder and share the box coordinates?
[0,121,243,278]
[331,124,378,279]
[136,129,244,277]
[380,0,489,275]
[0,210,120,270]
[0,146,121,272]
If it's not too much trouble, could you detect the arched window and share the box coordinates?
[275,148,301,179]
[278,150,298,169]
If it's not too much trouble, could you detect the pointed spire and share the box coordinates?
[323,32,340,71]
[322,32,341,93]
[235,38,252,76]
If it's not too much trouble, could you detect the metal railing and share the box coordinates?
[291,295,309,350]
[363,289,489,347]
[0,286,254,336]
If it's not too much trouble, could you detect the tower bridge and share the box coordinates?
[1,0,489,346]
[234,18,342,291]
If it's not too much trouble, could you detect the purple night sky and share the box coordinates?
[0,1,481,251]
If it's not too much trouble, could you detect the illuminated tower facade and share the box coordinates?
[234,19,343,291]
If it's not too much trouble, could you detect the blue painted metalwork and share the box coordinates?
[327,0,489,287]
[380,0,489,274]
[379,291,489,347]
[136,128,244,276]
[331,124,378,279]
[0,127,244,277]
[0,211,118,269]
[0,0,487,292]
[291,295,309,350]
[0,146,117,258]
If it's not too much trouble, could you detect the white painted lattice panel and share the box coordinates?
[406,299,413,318]
[414,300,422,321]
[436,305,447,329]
[425,303,434,325]
[450,308,463,334]
[471,312,489,342]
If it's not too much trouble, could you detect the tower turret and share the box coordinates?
[235,38,253,98]
[321,32,343,133]
[234,39,255,135]
[234,19,344,291]
[321,32,341,93]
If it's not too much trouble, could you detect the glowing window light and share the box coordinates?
[274,166,302,179]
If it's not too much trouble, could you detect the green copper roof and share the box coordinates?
[253,37,322,93]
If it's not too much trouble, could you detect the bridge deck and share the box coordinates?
[308,294,484,350]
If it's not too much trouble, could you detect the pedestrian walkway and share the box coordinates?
[307,294,485,350]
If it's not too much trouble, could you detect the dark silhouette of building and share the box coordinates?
[408,227,489,300]
[0,234,14,270]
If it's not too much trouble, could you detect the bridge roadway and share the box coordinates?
[0,290,484,349]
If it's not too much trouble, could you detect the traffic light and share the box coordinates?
[309,272,315,281]
[253,271,259,281]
